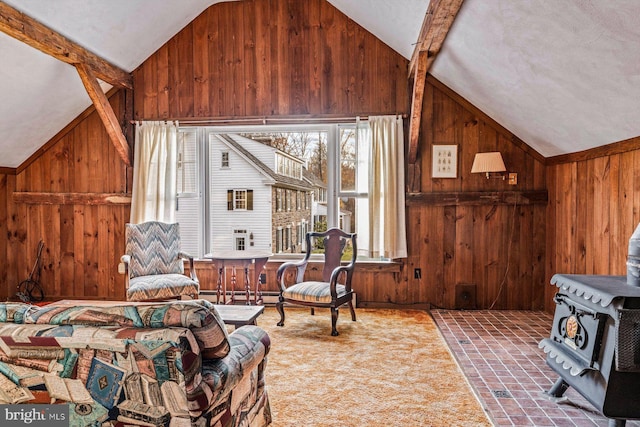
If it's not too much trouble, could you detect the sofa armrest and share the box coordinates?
[225,325,271,372]
[194,326,270,410]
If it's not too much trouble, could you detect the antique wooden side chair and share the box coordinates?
[121,221,199,301]
[276,227,357,336]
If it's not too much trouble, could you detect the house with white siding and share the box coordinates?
[205,133,314,254]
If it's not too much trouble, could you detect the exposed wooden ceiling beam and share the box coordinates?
[76,63,131,166]
[407,0,464,164]
[0,1,132,89]
[408,0,465,77]
[408,51,428,164]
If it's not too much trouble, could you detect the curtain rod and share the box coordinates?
[130,113,408,126]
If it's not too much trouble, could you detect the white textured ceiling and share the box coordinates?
[0,0,222,168]
[1,0,639,167]
[327,0,428,59]
[430,0,640,157]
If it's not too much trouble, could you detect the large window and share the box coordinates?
[175,123,370,258]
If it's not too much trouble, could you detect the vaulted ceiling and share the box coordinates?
[1,0,639,168]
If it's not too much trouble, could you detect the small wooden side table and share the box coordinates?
[204,250,271,305]
[213,304,265,329]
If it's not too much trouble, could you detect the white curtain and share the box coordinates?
[366,115,407,259]
[130,121,179,224]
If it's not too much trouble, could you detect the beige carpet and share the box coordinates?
[256,307,492,427]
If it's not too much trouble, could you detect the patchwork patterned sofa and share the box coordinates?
[0,299,272,427]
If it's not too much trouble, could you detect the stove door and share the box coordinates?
[540,293,607,376]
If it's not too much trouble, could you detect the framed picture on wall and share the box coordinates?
[432,145,458,178]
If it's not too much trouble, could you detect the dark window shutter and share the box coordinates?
[247,190,253,210]
[227,190,233,210]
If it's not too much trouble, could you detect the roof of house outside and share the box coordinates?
[218,134,314,191]
[302,168,326,189]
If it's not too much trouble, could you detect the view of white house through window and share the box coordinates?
[174,123,370,259]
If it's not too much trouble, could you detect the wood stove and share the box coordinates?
[540,274,640,427]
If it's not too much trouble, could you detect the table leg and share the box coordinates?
[216,266,224,304]
[244,266,251,305]
[254,258,268,305]
[255,273,262,305]
[229,266,236,304]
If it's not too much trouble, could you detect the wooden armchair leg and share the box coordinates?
[330,307,339,336]
[348,300,356,321]
[276,301,285,327]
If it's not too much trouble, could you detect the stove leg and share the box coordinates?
[609,419,626,427]
[546,377,570,398]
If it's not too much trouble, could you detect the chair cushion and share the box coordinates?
[127,274,199,302]
[126,222,184,278]
[282,281,348,303]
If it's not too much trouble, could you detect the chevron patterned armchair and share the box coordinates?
[121,221,199,301]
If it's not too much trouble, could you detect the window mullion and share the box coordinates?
[327,124,339,228]
[200,128,210,256]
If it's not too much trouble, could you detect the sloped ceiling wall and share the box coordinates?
[430,0,640,157]
[0,0,228,168]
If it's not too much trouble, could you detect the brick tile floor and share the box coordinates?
[431,310,640,427]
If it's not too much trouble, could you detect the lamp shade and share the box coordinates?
[471,152,506,173]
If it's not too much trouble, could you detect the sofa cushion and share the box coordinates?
[26,299,230,359]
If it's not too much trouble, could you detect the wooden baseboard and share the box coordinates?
[357,301,432,310]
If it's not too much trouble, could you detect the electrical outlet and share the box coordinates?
[414,268,422,279]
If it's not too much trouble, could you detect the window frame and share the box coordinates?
[234,189,248,210]
[176,122,369,258]
[227,189,253,211]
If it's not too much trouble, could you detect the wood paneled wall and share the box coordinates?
[133,0,408,120]
[1,0,409,303]
[130,0,412,306]
[1,0,554,309]
[2,91,130,301]
[405,78,548,310]
[545,150,640,311]
[0,173,13,300]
